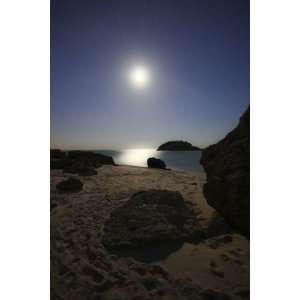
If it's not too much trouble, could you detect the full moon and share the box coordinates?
[129,66,150,89]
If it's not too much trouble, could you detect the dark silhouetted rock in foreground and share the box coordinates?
[206,211,233,238]
[63,159,97,176]
[68,151,115,167]
[200,106,250,237]
[50,149,67,159]
[56,178,83,193]
[102,190,204,249]
[50,158,72,170]
[157,140,201,151]
[50,150,115,172]
[147,157,166,169]
[201,289,234,300]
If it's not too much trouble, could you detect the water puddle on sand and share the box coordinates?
[112,235,250,294]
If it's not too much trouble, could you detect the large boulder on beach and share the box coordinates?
[200,106,250,237]
[56,178,83,193]
[147,157,166,169]
[102,190,204,249]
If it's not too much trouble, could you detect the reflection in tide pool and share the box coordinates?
[96,149,203,172]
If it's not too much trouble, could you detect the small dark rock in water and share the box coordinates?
[200,106,250,237]
[56,178,83,193]
[147,157,166,169]
[102,190,204,249]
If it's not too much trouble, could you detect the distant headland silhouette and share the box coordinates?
[157,140,201,151]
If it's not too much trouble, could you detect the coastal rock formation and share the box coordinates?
[50,158,71,170]
[102,190,204,249]
[147,157,166,169]
[56,178,83,193]
[200,106,250,237]
[50,149,67,159]
[157,140,201,151]
[68,151,115,166]
[50,150,115,172]
[63,159,97,176]
[206,211,233,238]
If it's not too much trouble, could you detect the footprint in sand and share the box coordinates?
[220,254,230,262]
[235,288,250,299]
[233,259,244,265]
[209,260,224,278]
[81,264,104,283]
[210,269,225,278]
[229,249,240,257]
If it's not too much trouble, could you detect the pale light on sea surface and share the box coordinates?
[96,149,203,172]
[117,149,156,167]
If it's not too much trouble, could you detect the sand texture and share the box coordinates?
[51,165,249,300]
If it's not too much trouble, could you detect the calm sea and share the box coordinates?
[95,149,203,172]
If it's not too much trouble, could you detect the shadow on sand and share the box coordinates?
[110,241,184,263]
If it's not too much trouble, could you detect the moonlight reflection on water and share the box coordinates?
[96,149,203,172]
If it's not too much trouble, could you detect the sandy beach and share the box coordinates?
[51,165,249,300]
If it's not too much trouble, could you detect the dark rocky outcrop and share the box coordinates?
[50,158,72,170]
[147,157,166,169]
[200,106,250,237]
[206,211,233,238]
[63,159,97,176]
[68,151,115,167]
[157,141,201,151]
[50,150,115,173]
[102,190,204,249]
[50,149,67,159]
[56,178,83,193]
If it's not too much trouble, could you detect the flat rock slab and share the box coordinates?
[102,190,204,249]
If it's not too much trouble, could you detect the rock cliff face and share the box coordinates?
[200,107,250,237]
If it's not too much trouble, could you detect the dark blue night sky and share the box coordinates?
[51,0,249,149]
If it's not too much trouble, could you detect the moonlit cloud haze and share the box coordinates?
[51,0,249,150]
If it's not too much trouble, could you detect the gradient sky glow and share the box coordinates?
[51,0,249,150]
